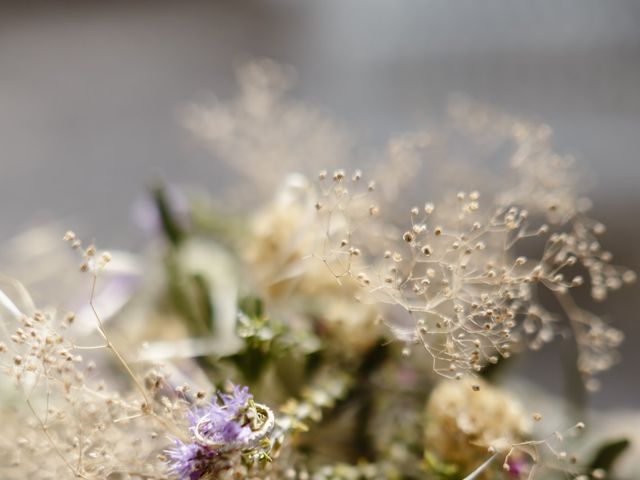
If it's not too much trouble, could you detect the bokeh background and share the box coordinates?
[1,0,638,409]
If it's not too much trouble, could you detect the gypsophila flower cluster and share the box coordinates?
[313,158,632,389]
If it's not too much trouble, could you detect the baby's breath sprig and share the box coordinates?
[503,420,588,479]
[0,276,186,478]
[64,231,151,410]
[314,163,634,389]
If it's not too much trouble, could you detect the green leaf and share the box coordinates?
[152,184,185,246]
[239,296,264,318]
[588,438,630,476]
[165,253,212,336]
[230,310,281,382]
[191,273,215,332]
[423,451,459,478]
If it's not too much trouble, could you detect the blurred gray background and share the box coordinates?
[0,0,639,409]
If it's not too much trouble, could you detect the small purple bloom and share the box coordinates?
[507,457,527,478]
[166,384,254,479]
[220,419,243,443]
[165,439,216,480]
[220,385,252,413]
[191,384,253,445]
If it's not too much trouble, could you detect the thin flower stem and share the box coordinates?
[462,453,497,480]
[88,274,150,409]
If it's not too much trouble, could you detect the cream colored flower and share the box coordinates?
[424,378,530,470]
[244,174,380,353]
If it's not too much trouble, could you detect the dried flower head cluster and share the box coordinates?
[0,299,177,478]
[243,173,381,353]
[0,61,635,480]
[186,60,635,388]
[0,234,191,478]
[424,377,530,471]
[313,143,634,389]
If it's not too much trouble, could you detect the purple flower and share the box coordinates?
[191,384,253,445]
[506,457,528,478]
[219,384,252,413]
[166,384,254,479]
[165,439,216,480]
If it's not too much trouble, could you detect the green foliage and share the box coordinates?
[230,307,284,382]
[588,438,630,479]
[422,451,459,479]
[152,184,186,247]
[165,253,214,336]
[231,296,321,383]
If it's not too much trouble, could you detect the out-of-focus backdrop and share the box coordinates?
[1,0,639,409]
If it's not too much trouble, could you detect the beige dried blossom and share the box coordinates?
[424,378,529,471]
[243,174,381,353]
